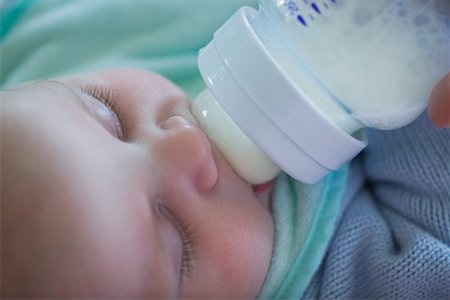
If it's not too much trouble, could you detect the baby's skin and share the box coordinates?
[1,68,274,299]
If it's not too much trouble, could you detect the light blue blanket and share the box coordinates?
[304,114,450,299]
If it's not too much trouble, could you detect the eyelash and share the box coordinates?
[158,204,195,281]
[179,219,195,280]
[81,84,126,140]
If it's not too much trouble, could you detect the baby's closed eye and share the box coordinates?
[156,204,196,283]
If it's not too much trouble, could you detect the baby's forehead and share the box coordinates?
[3,79,74,104]
[2,82,80,127]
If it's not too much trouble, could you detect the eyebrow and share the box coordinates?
[36,79,81,98]
[35,78,96,116]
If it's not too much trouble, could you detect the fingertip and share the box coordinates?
[428,73,450,128]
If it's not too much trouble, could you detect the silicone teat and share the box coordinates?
[192,89,280,185]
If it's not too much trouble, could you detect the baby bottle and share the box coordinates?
[192,0,450,184]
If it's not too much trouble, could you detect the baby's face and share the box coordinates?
[1,69,274,298]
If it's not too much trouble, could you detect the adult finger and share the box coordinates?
[428,73,450,128]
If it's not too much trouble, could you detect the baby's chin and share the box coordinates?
[253,180,275,210]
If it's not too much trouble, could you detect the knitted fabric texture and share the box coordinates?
[303,112,450,299]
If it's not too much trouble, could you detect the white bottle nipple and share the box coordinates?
[192,89,280,185]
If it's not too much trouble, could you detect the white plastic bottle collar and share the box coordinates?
[194,7,366,184]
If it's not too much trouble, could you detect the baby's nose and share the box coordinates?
[158,115,218,191]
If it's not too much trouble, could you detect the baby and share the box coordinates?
[1,68,275,299]
[2,67,449,299]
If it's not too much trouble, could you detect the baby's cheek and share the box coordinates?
[219,230,273,296]
[182,213,273,299]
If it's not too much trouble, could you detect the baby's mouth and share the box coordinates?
[252,179,275,194]
[252,179,275,210]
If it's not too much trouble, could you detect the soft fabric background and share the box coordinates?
[1,0,256,97]
[303,114,450,299]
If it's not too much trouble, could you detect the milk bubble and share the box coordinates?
[260,0,449,130]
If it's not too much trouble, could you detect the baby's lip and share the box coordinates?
[252,179,275,210]
[252,179,275,194]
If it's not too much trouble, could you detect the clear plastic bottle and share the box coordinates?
[192,0,450,184]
